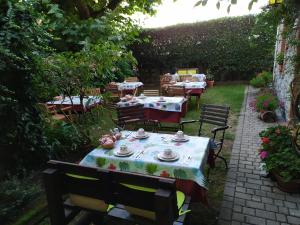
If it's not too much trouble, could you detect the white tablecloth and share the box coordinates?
[117,96,186,112]
[116,82,143,91]
[47,96,102,107]
[174,82,206,89]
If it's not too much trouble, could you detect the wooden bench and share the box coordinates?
[43,160,191,225]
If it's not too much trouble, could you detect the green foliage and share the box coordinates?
[0,172,40,223]
[276,52,284,65]
[259,125,300,182]
[132,15,277,81]
[0,0,52,171]
[250,71,272,88]
[259,125,293,152]
[255,92,279,112]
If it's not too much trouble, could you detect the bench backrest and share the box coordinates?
[44,160,178,225]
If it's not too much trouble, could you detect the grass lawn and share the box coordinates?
[8,84,246,225]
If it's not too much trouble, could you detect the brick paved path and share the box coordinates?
[218,86,300,225]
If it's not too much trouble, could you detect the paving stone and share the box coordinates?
[218,87,300,225]
[255,209,276,220]
[287,216,300,224]
[242,207,255,216]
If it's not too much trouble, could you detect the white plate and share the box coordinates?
[138,96,146,99]
[171,135,189,142]
[114,150,134,157]
[157,152,179,162]
[133,133,149,139]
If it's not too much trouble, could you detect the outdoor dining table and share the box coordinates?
[80,131,210,204]
[116,81,144,95]
[46,96,102,113]
[173,81,206,95]
[116,96,187,123]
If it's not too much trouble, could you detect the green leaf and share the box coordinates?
[231,0,237,4]
[216,1,220,9]
[227,4,231,13]
[194,1,202,7]
[202,0,208,6]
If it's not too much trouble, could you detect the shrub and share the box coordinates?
[0,173,41,223]
[258,125,300,182]
[254,92,278,112]
[250,71,272,88]
[132,15,277,81]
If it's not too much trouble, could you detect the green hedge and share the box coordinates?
[131,15,276,81]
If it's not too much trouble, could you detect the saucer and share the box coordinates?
[171,135,189,142]
[157,152,179,161]
[133,133,149,139]
[114,149,134,157]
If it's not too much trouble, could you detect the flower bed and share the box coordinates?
[259,125,300,192]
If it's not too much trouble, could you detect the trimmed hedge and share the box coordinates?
[131,15,276,82]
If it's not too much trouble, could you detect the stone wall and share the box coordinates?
[273,19,299,121]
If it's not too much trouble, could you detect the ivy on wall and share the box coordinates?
[132,15,277,81]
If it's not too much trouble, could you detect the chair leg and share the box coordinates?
[215,155,228,169]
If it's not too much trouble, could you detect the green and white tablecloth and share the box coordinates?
[174,82,206,89]
[116,82,143,91]
[116,96,186,112]
[47,96,102,108]
[80,131,210,189]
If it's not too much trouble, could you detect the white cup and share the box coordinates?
[120,145,128,153]
[163,149,173,158]
[176,130,184,139]
[159,96,164,101]
[137,128,145,136]
[140,93,145,97]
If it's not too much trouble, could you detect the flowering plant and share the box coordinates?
[254,92,278,112]
[258,125,300,182]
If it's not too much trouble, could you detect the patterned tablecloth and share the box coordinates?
[80,131,210,189]
[174,82,206,89]
[116,82,143,91]
[116,96,187,112]
[47,96,102,108]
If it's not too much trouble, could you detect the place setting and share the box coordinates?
[157,96,166,102]
[133,128,150,139]
[113,144,134,157]
[157,148,180,162]
[171,130,189,142]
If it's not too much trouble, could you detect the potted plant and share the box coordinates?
[259,125,300,193]
[250,91,278,122]
[206,70,214,87]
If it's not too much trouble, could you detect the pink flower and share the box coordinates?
[259,151,268,160]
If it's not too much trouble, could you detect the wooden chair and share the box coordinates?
[167,86,191,99]
[143,89,160,96]
[84,88,101,96]
[180,104,230,169]
[39,104,73,122]
[160,74,173,96]
[125,77,138,82]
[177,68,198,75]
[115,104,160,132]
[43,160,191,225]
[179,75,192,82]
[105,83,121,102]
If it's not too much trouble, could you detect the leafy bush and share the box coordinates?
[132,15,277,81]
[259,125,300,182]
[0,173,40,223]
[250,71,273,88]
[253,92,278,112]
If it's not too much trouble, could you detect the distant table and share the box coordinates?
[117,96,187,123]
[80,131,210,204]
[46,96,102,112]
[116,82,143,95]
[173,82,206,95]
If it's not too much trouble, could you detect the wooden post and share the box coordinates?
[43,168,66,225]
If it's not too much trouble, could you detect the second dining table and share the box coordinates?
[80,130,210,204]
[116,96,187,123]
